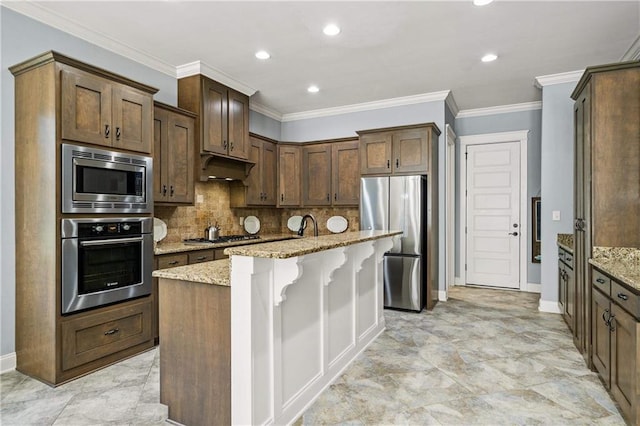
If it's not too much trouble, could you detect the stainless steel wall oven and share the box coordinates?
[62,143,153,214]
[61,218,153,314]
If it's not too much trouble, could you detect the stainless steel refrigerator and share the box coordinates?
[360,176,426,312]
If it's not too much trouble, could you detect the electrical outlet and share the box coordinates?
[239,217,244,226]
[196,194,204,203]
[552,210,561,221]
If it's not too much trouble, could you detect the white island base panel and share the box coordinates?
[231,237,394,425]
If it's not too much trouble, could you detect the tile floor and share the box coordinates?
[1,286,626,425]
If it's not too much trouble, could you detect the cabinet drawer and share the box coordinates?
[157,253,188,269]
[62,299,152,371]
[611,281,640,320]
[188,250,215,264]
[592,269,611,295]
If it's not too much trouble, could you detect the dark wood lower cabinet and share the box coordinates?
[591,288,611,388]
[590,266,640,425]
[62,298,152,371]
[610,303,639,424]
[159,278,230,426]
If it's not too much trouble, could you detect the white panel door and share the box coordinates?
[466,142,520,288]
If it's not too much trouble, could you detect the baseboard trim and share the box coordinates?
[1,352,16,373]
[438,290,448,302]
[538,300,562,314]
[522,283,541,293]
[454,276,463,286]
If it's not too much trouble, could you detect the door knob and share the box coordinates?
[508,232,518,236]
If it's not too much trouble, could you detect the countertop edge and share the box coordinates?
[589,258,640,293]
[224,231,403,259]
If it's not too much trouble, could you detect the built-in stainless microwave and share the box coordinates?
[62,143,153,214]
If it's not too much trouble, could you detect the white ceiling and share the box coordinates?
[7,1,640,117]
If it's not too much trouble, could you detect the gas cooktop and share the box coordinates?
[183,235,260,244]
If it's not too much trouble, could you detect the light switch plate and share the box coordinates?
[196,194,204,203]
[552,210,561,221]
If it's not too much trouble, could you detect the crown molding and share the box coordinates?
[622,34,640,61]
[2,2,176,77]
[445,92,459,118]
[176,61,257,97]
[534,70,583,88]
[457,101,542,119]
[280,90,450,122]
[249,101,283,121]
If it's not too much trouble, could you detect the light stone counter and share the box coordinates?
[224,230,402,259]
[154,234,295,255]
[557,233,574,253]
[152,259,229,286]
[590,247,640,292]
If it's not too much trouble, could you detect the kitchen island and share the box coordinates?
[153,230,400,426]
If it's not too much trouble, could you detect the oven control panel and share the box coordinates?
[82,222,142,237]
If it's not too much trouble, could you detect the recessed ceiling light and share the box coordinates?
[323,24,340,36]
[255,50,270,60]
[473,0,493,5]
[307,85,320,93]
[481,53,498,62]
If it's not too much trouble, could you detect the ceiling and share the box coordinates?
[7,1,640,117]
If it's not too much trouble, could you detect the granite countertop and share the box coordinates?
[154,234,295,255]
[589,247,640,292]
[153,259,230,286]
[557,233,574,253]
[224,230,402,259]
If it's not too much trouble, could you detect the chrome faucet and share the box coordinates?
[298,214,319,237]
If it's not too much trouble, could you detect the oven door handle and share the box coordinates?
[80,237,144,246]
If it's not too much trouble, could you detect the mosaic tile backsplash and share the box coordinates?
[155,181,359,244]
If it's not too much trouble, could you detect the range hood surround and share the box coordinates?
[198,153,255,183]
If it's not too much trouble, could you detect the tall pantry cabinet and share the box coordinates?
[571,61,640,420]
[10,52,157,385]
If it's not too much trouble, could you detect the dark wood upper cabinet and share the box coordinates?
[300,139,360,207]
[178,74,249,161]
[358,124,439,176]
[154,102,196,205]
[230,135,277,207]
[61,67,153,154]
[359,132,392,175]
[277,145,302,207]
[302,144,332,206]
[332,140,360,206]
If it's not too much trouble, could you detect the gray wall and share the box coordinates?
[249,110,282,141]
[454,109,543,285]
[0,8,178,357]
[539,82,576,305]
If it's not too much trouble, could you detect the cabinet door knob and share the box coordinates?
[326,194,330,202]
[396,159,399,168]
[387,159,390,169]
[230,141,234,151]
[281,194,284,202]
[115,127,121,140]
[104,124,110,138]
[223,140,228,149]
[334,193,337,201]
[162,185,167,196]
[170,185,174,196]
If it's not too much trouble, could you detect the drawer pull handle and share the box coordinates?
[168,261,179,265]
[596,278,606,284]
[104,328,120,336]
[105,124,110,138]
[387,159,390,169]
[602,309,610,324]
[608,315,616,332]
[115,127,121,141]
[617,293,629,301]
[196,256,206,261]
